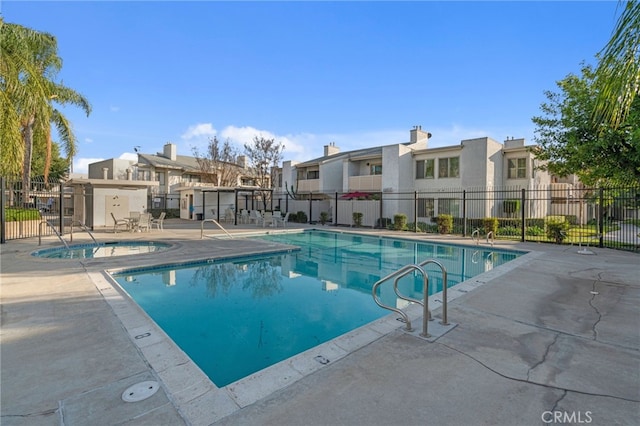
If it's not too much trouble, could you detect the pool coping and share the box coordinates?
[88,232,543,424]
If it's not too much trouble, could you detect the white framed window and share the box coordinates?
[370,164,382,175]
[307,170,319,179]
[438,198,460,216]
[416,159,435,179]
[155,172,166,185]
[417,198,435,217]
[438,157,459,178]
[508,158,527,179]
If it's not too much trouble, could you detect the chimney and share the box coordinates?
[237,155,247,169]
[324,142,340,157]
[102,167,109,180]
[163,143,177,161]
[410,125,431,144]
[504,137,525,148]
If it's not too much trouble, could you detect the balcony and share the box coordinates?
[348,175,382,191]
[297,179,320,192]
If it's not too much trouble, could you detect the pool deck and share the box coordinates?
[1,219,638,425]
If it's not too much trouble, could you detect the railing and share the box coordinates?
[38,221,69,249]
[372,264,431,337]
[70,220,98,246]
[472,229,480,245]
[201,219,233,239]
[417,259,449,326]
[486,231,494,246]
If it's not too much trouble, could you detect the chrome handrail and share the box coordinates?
[372,264,431,337]
[201,219,233,239]
[70,220,98,246]
[39,220,69,249]
[486,231,495,246]
[472,229,480,245]
[417,259,449,326]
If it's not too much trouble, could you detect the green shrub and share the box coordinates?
[296,211,308,223]
[483,217,498,234]
[497,226,519,236]
[352,212,363,227]
[5,208,41,222]
[436,214,453,234]
[319,211,329,225]
[416,221,429,232]
[545,217,569,244]
[526,225,545,236]
[393,214,407,231]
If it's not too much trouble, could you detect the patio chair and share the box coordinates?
[224,208,235,223]
[137,213,152,232]
[248,210,262,225]
[278,212,290,228]
[151,212,166,231]
[111,212,129,233]
[262,211,274,227]
[240,209,249,224]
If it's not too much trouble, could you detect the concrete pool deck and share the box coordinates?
[1,220,638,425]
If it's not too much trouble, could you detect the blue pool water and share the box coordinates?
[112,230,522,386]
[32,241,171,259]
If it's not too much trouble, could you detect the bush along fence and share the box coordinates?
[273,184,640,252]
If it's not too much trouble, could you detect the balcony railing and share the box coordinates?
[348,175,382,191]
[298,179,320,192]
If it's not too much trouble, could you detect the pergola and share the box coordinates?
[200,187,273,225]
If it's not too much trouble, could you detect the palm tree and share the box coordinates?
[0,19,91,198]
[593,1,640,130]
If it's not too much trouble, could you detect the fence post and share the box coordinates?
[1,177,5,244]
[521,188,526,242]
[379,191,383,229]
[462,190,467,237]
[414,191,418,232]
[334,192,338,226]
[599,187,604,248]
[308,193,312,224]
[58,182,64,233]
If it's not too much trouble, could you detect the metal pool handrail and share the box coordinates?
[372,264,432,337]
[486,231,495,246]
[39,220,69,249]
[417,259,449,326]
[472,229,480,245]
[70,220,98,246]
[201,219,233,239]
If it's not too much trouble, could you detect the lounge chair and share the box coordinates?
[111,212,129,233]
[137,213,152,232]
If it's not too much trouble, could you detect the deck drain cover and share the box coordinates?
[121,381,159,402]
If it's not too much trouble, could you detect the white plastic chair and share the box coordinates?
[151,212,166,231]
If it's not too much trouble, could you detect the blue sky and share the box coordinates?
[2,1,623,174]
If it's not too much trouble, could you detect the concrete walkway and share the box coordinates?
[1,221,638,425]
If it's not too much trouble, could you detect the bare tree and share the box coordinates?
[192,136,241,187]
[244,136,284,210]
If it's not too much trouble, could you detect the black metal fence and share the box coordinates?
[275,185,640,252]
[2,176,638,252]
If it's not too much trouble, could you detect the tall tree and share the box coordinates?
[592,1,640,130]
[244,136,284,209]
[0,20,91,193]
[191,136,241,187]
[532,64,640,186]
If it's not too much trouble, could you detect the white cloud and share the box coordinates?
[73,157,103,175]
[119,152,138,161]
[181,123,217,140]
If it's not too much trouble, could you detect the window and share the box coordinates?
[297,169,306,180]
[438,198,460,216]
[137,170,150,181]
[184,174,201,183]
[155,172,165,186]
[370,164,382,175]
[307,170,319,179]
[417,198,435,218]
[508,158,527,179]
[416,159,435,179]
[438,157,459,178]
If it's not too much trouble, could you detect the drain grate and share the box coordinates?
[121,381,160,402]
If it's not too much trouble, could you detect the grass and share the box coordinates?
[5,208,41,222]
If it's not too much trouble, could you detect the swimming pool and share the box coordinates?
[111,230,522,387]
[32,241,171,259]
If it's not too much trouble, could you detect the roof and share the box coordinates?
[296,146,383,168]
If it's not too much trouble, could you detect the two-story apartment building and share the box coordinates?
[85,143,267,225]
[280,126,552,224]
